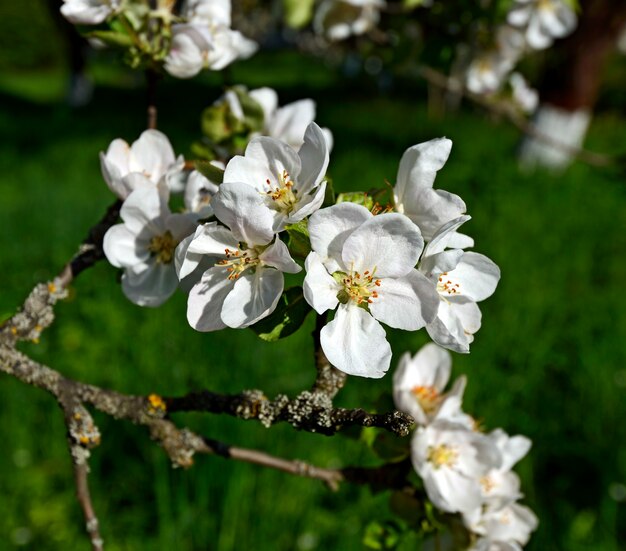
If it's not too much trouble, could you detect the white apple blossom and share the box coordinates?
[466,27,525,95]
[509,73,539,114]
[468,502,538,547]
[478,429,532,505]
[314,0,386,41]
[248,88,334,151]
[223,122,329,232]
[103,181,197,307]
[164,23,257,79]
[392,138,466,242]
[100,130,184,199]
[393,343,469,426]
[303,203,440,378]
[60,0,119,25]
[182,182,301,331]
[411,420,501,514]
[507,0,577,50]
[470,539,523,551]
[418,216,500,353]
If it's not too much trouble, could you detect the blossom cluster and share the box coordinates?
[465,0,577,111]
[60,0,256,78]
[394,343,538,549]
[101,105,500,379]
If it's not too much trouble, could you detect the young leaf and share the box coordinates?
[285,219,311,259]
[194,161,225,183]
[337,191,374,210]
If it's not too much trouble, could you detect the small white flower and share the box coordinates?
[182,182,301,330]
[248,87,334,151]
[100,130,184,199]
[103,182,197,307]
[60,0,118,25]
[470,539,523,551]
[314,0,386,41]
[411,420,501,514]
[418,216,500,353]
[466,27,525,95]
[392,138,466,242]
[164,24,257,79]
[509,72,539,114]
[223,122,329,232]
[468,502,539,546]
[507,0,577,50]
[393,343,469,426]
[478,429,532,504]
[303,203,440,378]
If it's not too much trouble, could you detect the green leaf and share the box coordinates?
[250,287,312,342]
[84,30,132,48]
[336,191,374,210]
[232,86,265,132]
[283,0,315,28]
[363,520,406,550]
[194,161,224,184]
[285,219,311,259]
[323,176,336,207]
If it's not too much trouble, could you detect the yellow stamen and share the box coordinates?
[148,231,177,264]
[427,444,459,469]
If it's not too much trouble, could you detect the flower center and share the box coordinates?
[538,0,556,12]
[339,269,381,305]
[264,170,298,214]
[148,231,177,264]
[480,475,496,494]
[217,247,260,280]
[427,444,459,469]
[437,272,461,295]
[411,385,442,414]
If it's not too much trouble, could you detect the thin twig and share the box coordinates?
[311,313,347,398]
[146,69,159,130]
[415,65,615,168]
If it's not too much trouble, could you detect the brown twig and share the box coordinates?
[146,69,159,130]
[415,65,615,168]
[311,313,347,398]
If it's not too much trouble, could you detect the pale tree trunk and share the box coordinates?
[519,0,626,169]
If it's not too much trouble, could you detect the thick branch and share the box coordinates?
[165,389,414,437]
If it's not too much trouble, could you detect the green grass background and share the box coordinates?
[1,5,626,550]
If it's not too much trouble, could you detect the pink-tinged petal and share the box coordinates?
[268,100,315,149]
[122,262,178,307]
[370,270,439,330]
[129,129,176,182]
[342,213,424,279]
[447,252,500,302]
[249,87,278,122]
[303,252,341,314]
[309,203,372,270]
[259,238,301,273]
[211,182,275,246]
[221,268,284,328]
[103,224,150,269]
[244,136,302,185]
[297,122,329,194]
[395,138,452,205]
[119,183,170,236]
[187,266,233,331]
[320,303,391,378]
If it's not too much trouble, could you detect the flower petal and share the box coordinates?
[342,213,424,279]
[187,266,233,331]
[320,303,391,378]
[269,100,315,149]
[370,270,439,330]
[103,224,150,269]
[249,87,278,122]
[259,238,302,274]
[129,129,176,182]
[245,135,302,185]
[120,183,170,236]
[303,251,341,314]
[211,181,275,245]
[308,202,372,270]
[122,262,178,307]
[297,122,329,194]
[221,268,284,327]
[187,222,239,256]
[447,252,501,302]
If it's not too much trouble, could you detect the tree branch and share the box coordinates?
[310,313,347,398]
[414,64,615,169]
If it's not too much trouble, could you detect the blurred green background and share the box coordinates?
[1,1,626,550]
